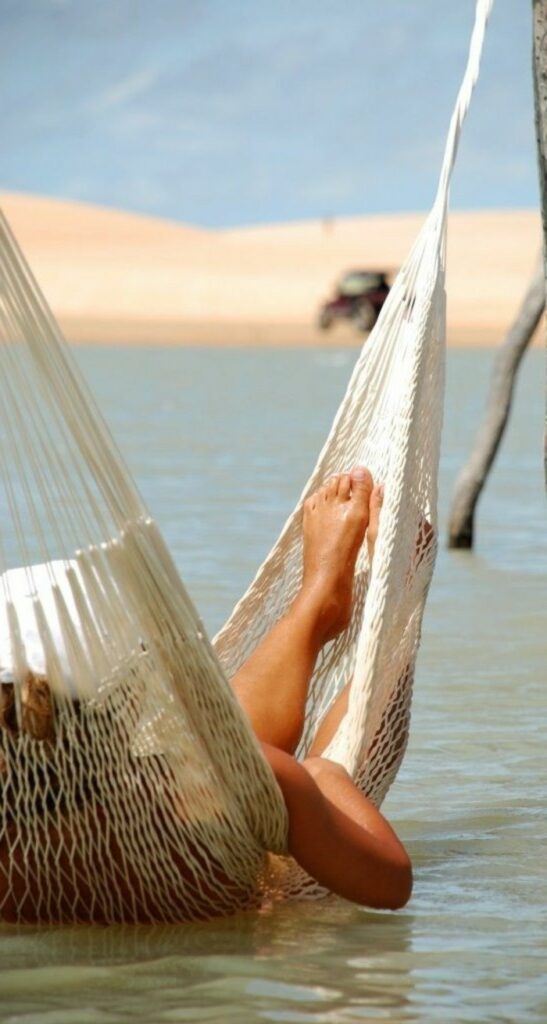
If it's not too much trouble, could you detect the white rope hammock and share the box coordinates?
[0,0,493,923]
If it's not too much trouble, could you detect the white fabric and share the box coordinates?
[0,0,493,923]
[0,561,105,693]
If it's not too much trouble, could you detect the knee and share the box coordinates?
[384,855,413,910]
[302,754,350,785]
[261,744,322,818]
[263,743,310,793]
[301,755,324,780]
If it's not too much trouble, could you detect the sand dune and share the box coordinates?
[0,191,542,346]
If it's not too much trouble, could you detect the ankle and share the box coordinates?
[291,582,348,647]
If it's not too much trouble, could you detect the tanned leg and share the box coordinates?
[308,480,384,757]
[233,473,412,910]
[232,468,373,754]
[263,742,412,910]
[308,491,435,764]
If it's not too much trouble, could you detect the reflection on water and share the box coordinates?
[0,346,545,1023]
[0,903,415,1023]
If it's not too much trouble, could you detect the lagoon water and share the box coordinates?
[0,345,546,1023]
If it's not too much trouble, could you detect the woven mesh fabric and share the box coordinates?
[0,0,492,922]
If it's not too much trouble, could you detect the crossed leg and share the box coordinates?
[232,467,385,757]
[231,468,412,910]
[232,467,376,753]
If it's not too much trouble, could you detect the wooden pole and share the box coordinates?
[447,259,544,549]
[448,3,547,549]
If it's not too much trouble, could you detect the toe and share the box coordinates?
[350,466,373,510]
[319,475,335,499]
[325,475,339,500]
[367,484,384,559]
[338,473,352,500]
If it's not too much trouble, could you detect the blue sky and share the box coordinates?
[0,0,537,226]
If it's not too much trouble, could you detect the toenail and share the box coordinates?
[352,467,369,481]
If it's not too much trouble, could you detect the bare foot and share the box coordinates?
[299,467,373,641]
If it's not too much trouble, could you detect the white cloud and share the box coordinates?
[90,68,158,113]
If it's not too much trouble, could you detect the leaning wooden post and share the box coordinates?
[533,0,547,487]
[447,260,544,549]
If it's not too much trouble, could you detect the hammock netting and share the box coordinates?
[0,0,492,922]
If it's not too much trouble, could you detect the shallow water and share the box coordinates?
[1,345,546,1023]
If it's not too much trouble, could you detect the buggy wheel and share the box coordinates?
[318,309,334,330]
[353,299,377,333]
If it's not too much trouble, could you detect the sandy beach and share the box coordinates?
[0,191,542,346]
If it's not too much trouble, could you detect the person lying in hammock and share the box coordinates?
[0,467,416,919]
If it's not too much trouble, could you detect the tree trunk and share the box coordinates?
[447,259,544,549]
[533,0,547,487]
